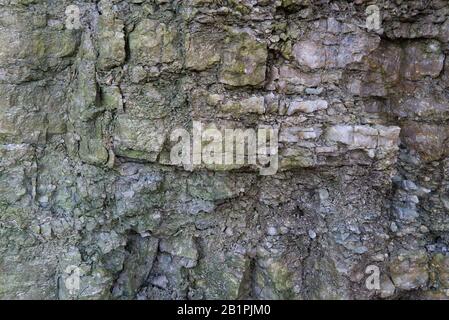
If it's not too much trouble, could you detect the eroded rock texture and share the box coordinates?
[0,0,449,300]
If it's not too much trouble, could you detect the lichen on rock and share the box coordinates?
[1,0,449,301]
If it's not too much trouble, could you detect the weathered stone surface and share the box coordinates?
[287,99,328,115]
[114,115,166,162]
[293,40,326,69]
[1,0,449,301]
[221,96,265,115]
[358,41,402,97]
[431,254,449,289]
[390,251,429,291]
[185,33,221,71]
[0,28,79,83]
[79,138,109,166]
[160,234,199,268]
[97,14,125,70]
[129,19,177,66]
[326,125,401,152]
[402,40,445,80]
[400,121,449,161]
[393,97,449,121]
[101,86,123,111]
[112,235,159,299]
[219,30,267,87]
[269,65,322,93]
[280,127,322,142]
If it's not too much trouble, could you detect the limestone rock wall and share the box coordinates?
[0,0,448,299]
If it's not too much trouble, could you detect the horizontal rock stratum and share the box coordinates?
[0,0,449,300]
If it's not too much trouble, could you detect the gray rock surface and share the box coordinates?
[1,0,449,300]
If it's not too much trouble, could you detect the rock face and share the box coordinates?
[0,0,449,300]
